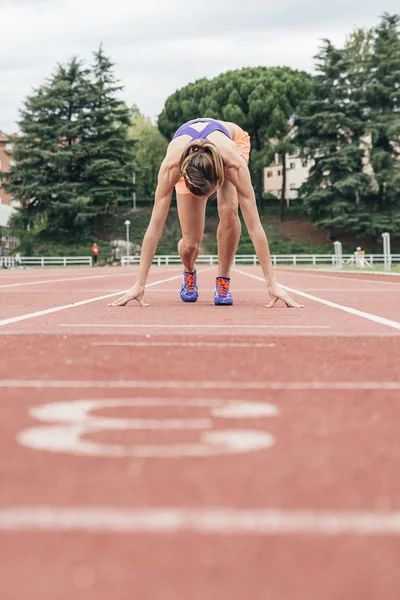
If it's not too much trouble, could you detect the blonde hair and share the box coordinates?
[179,139,224,197]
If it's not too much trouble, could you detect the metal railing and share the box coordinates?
[1,256,92,268]
[121,254,400,267]
[1,253,399,269]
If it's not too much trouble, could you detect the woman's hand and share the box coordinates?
[266,282,304,308]
[108,282,149,307]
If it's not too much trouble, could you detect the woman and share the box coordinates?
[110,117,303,308]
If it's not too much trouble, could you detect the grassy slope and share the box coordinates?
[24,206,400,257]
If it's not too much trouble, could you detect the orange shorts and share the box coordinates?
[175,124,251,195]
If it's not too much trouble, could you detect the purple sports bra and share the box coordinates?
[172,118,231,141]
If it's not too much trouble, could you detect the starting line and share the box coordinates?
[1,379,399,390]
[2,507,400,535]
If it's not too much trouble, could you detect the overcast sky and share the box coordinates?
[0,0,398,133]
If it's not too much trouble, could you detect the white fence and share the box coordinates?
[1,253,399,269]
[1,256,92,268]
[121,253,400,267]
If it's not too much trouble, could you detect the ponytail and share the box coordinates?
[179,139,224,197]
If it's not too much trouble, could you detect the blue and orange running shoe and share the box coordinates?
[214,276,233,305]
[180,270,198,302]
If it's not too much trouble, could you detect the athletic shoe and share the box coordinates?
[180,270,198,302]
[214,276,233,305]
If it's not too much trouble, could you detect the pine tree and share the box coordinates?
[365,14,400,231]
[295,41,371,239]
[3,59,94,238]
[79,46,134,216]
[2,47,134,240]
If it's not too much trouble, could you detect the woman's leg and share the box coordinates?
[176,193,208,272]
[216,179,241,277]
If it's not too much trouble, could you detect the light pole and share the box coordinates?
[132,172,136,211]
[124,220,131,260]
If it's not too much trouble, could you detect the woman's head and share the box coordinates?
[179,139,224,198]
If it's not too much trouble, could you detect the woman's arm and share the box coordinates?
[110,160,180,307]
[225,159,304,308]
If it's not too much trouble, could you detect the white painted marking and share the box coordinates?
[60,324,330,329]
[91,342,277,349]
[2,379,400,390]
[29,398,278,419]
[213,402,278,418]
[143,286,400,292]
[298,288,400,292]
[279,267,400,283]
[235,268,400,331]
[0,272,189,328]
[0,272,138,290]
[12,287,393,294]
[2,507,400,535]
[18,399,278,458]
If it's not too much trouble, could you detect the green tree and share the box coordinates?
[80,46,134,218]
[158,67,312,210]
[128,105,168,202]
[365,14,400,223]
[2,47,134,240]
[295,41,372,239]
[296,15,400,238]
[3,58,93,238]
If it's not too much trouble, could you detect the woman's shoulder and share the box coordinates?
[215,120,237,138]
[165,137,187,163]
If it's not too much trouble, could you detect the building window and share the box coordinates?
[267,171,273,178]
[290,183,296,190]
[290,162,296,170]
[277,170,281,176]
[302,160,308,168]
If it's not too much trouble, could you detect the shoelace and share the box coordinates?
[216,277,230,297]
[184,273,196,293]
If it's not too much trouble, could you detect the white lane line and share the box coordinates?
[2,507,400,535]
[5,288,399,294]
[298,288,400,292]
[91,342,277,348]
[0,268,180,290]
[275,268,400,285]
[59,324,330,329]
[0,273,186,328]
[0,273,132,290]
[0,379,399,390]
[235,268,400,332]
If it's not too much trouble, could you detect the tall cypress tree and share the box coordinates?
[3,59,94,237]
[295,41,371,239]
[79,46,134,216]
[2,47,134,240]
[365,14,400,229]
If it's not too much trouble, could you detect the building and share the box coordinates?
[0,203,17,256]
[0,130,19,207]
[264,152,312,205]
[0,131,19,255]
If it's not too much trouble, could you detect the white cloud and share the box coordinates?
[0,0,398,132]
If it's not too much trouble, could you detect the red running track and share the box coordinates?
[1,265,400,600]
